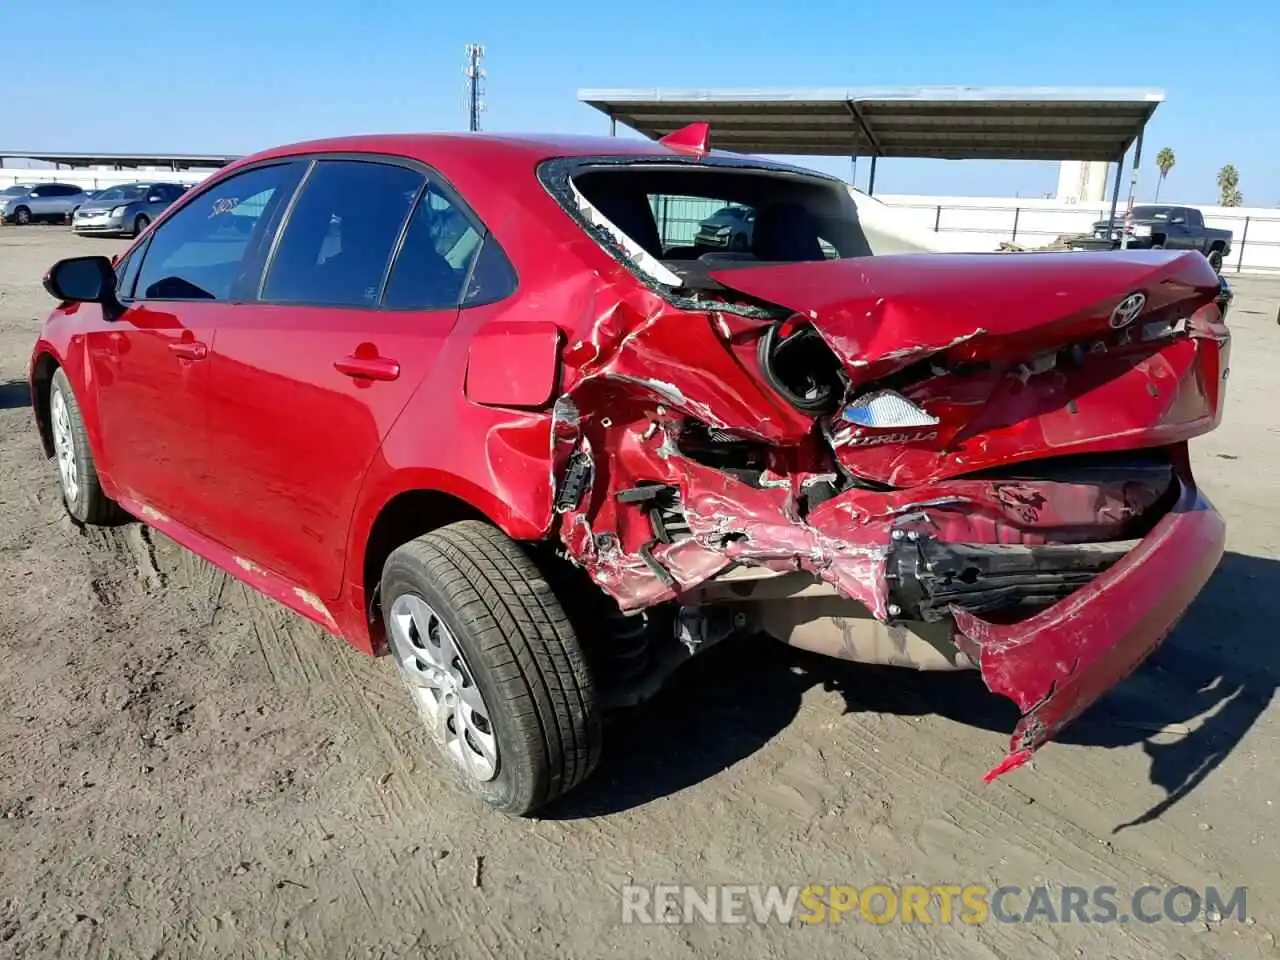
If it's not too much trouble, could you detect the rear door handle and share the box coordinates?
[168,341,208,361]
[334,356,400,382]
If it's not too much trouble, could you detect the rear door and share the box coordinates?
[56,184,85,215]
[200,156,497,599]
[86,161,305,524]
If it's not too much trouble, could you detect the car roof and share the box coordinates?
[3,182,79,191]
[235,132,830,181]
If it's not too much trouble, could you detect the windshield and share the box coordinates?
[0,185,30,196]
[548,161,872,287]
[92,184,150,202]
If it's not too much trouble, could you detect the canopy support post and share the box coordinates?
[1120,127,1145,250]
[1106,155,1124,244]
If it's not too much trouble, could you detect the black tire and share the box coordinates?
[1151,241,1165,250]
[1207,248,1224,274]
[13,206,30,226]
[133,214,150,237]
[48,368,124,525]
[380,520,600,815]
[729,232,749,252]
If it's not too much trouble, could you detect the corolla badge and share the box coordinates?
[1110,292,1147,328]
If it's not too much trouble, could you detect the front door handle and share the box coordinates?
[168,341,208,361]
[334,356,400,382]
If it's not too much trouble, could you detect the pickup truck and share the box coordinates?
[1071,205,1233,273]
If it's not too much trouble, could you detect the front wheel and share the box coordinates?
[13,206,31,226]
[48,368,124,525]
[133,214,150,237]
[1206,248,1224,274]
[380,520,601,815]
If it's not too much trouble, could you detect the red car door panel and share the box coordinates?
[85,300,216,522]
[202,305,456,599]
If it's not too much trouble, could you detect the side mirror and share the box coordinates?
[147,195,163,203]
[1171,216,1186,224]
[43,255,118,305]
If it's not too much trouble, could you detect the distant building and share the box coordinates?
[1056,160,1110,204]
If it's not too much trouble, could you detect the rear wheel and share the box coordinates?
[380,520,600,815]
[133,214,150,237]
[49,368,124,525]
[1206,248,1224,273]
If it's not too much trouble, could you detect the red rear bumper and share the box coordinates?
[951,474,1226,780]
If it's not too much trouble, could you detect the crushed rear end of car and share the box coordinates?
[517,155,1231,778]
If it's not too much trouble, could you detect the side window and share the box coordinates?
[114,243,147,299]
[58,185,81,197]
[262,159,422,307]
[1186,208,1203,228]
[382,183,490,310]
[461,234,518,306]
[135,163,301,302]
[28,186,47,198]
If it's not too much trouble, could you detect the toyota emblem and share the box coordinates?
[1110,292,1147,328]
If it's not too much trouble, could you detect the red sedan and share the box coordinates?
[29,127,1230,814]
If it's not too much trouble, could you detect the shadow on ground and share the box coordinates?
[0,380,30,410]
[546,551,1277,827]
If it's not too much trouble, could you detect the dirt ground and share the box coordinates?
[1,227,1278,960]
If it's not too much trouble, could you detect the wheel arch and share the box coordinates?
[30,351,61,457]
[347,470,553,655]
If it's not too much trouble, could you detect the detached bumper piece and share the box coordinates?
[949,477,1225,782]
[886,537,1139,623]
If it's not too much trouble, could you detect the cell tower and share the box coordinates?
[465,44,486,133]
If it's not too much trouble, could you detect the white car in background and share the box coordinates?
[0,183,88,225]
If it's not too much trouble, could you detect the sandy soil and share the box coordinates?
[1,227,1278,960]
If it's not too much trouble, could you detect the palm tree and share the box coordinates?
[1154,147,1175,201]
[1217,164,1243,207]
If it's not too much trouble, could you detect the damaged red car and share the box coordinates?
[30,128,1231,814]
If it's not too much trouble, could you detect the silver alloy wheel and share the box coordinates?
[388,593,499,782]
[50,388,79,505]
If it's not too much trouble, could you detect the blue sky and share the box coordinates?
[6,0,1276,204]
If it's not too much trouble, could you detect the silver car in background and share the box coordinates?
[72,181,188,237]
[0,183,87,225]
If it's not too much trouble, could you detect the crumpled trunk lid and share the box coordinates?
[708,250,1228,487]
[708,249,1221,382]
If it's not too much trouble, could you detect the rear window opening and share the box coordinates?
[542,159,875,291]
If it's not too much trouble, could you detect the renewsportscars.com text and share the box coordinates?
[620,884,1247,926]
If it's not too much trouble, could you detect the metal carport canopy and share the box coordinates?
[577,86,1163,163]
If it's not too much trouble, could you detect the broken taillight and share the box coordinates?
[838,389,939,429]
[756,315,845,416]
